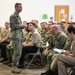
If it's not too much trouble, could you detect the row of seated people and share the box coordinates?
[41,24,75,75]
[0,21,43,68]
[0,21,11,62]
[0,20,75,72]
[0,20,73,62]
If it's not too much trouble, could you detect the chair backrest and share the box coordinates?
[68,66,75,75]
[36,42,42,55]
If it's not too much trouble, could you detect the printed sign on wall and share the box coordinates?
[42,14,48,19]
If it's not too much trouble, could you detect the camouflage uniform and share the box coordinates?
[42,31,53,65]
[40,29,49,49]
[10,12,23,66]
[40,29,46,44]
[6,41,13,64]
[47,31,67,69]
[63,37,73,50]
[36,27,41,34]
[50,39,75,75]
[22,29,29,42]
[50,37,72,68]
[47,34,54,50]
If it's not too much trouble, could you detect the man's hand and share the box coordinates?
[61,51,71,55]
[43,49,49,56]
[22,25,27,28]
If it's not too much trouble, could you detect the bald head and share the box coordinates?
[5,21,9,29]
[50,25,59,30]
[49,25,60,35]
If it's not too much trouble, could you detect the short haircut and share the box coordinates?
[51,25,59,30]
[43,22,47,25]
[67,24,75,34]
[28,22,36,27]
[61,21,66,24]
[15,3,22,8]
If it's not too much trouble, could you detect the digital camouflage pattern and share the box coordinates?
[6,41,13,63]
[63,37,73,50]
[10,12,23,66]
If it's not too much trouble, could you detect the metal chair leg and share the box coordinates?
[27,53,37,68]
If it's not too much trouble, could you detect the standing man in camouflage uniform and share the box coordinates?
[9,3,26,73]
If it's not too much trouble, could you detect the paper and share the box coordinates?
[46,42,49,47]
[53,48,65,53]
[60,9,65,14]
[63,14,67,18]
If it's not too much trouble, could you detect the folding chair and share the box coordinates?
[67,66,75,75]
[26,42,44,68]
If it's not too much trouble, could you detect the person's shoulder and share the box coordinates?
[34,29,38,34]
[59,31,67,37]
[73,39,75,43]
[34,29,41,36]
[57,32,67,40]
[10,13,16,18]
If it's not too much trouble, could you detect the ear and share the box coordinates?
[71,32,73,34]
[71,32,74,36]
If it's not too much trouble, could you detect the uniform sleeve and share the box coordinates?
[10,15,23,30]
[54,35,67,49]
[32,33,38,44]
[7,29,11,38]
[72,40,75,53]
[63,38,72,50]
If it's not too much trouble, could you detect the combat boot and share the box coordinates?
[8,63,12,67]
[11,66,22,73]
[3,60,11,65]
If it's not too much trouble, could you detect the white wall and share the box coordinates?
[0,0,75,27]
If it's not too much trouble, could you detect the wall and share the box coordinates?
[0,0,75,27]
